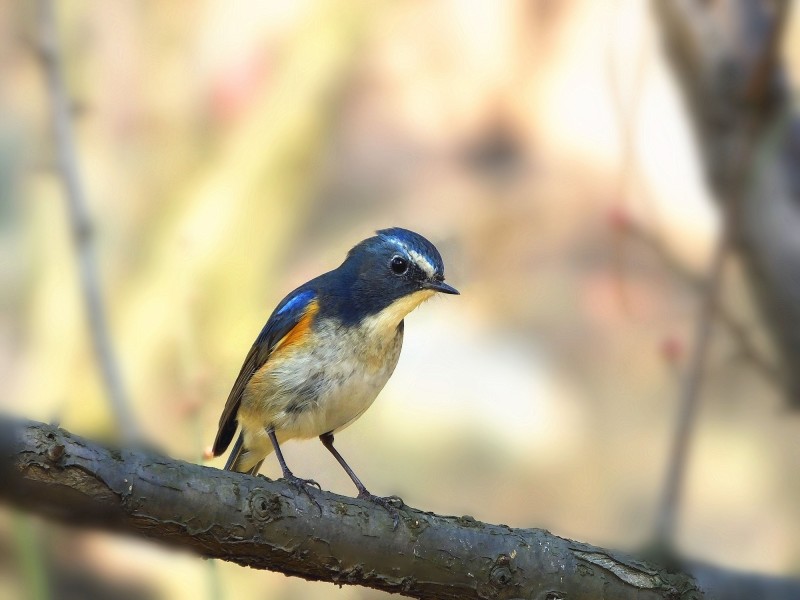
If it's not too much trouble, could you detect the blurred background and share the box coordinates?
[1,0,799,598]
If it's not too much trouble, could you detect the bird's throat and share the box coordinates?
[361,289,435,340]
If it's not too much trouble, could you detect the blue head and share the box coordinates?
[321,227,458,325]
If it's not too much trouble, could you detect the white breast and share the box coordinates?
[262,319,404,440]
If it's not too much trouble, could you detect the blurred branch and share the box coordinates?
[625,224,780,385]
[103,0,374,411]
[606,1,653,314]
[37,0,137,439]
[655,233,728,545]
[2,419,798,600]
[652,0,800,406]
[11,513,51,600]
[650,0,797,551]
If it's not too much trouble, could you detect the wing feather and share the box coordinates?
[212,289,317,456]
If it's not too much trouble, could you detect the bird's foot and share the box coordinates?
[357,491,404,530]
[284,473,321,490]
[282,473,322,511]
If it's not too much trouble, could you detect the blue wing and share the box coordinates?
[212,288,317,456]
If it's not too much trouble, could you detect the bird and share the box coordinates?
[212,227,458,514]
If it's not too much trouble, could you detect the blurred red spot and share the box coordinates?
[660,335,684,364]
[608,205,632,232]
[203,447,215,461]
[174,393,204,419]
[210,53,270,123]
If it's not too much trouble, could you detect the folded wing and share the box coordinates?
[212,288,318,456]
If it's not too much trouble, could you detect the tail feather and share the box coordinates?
[223,433,245,471]
[224,432,267,475]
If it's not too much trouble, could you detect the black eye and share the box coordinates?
[390,255,409,275]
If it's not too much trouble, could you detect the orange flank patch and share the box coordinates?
[273,299,319,352]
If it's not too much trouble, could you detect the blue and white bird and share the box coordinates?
[212,227,458,510]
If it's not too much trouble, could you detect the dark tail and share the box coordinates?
[224,432,265,475]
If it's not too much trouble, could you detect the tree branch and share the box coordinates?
[621,220,780,385]
[652,0,800,406]
[37,0,138,439]
[2,417,799,600]
[655,232,728,545]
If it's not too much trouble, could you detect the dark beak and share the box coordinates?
[423,279,460,295]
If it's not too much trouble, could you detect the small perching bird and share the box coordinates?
[212,228,458,513]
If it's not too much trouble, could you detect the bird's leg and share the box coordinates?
[319,432,403,529]
[268,428,321,498]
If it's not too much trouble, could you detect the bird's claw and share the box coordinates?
[282,474,322,511]
[358,491,404,530]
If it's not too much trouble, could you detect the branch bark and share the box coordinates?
[2,417,799,600]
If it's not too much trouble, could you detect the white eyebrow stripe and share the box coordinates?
[408,249,435,277]
[385,236,436,278]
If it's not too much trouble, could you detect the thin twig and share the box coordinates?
[655,231,728,545]
[37,0,137,440]
[626,225,781,386]
[606,0,653,313]
[606,2,652,210]
[743,0,790,108]
[652,0,792,545]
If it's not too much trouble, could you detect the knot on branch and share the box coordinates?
[45,442,65,464]
[477,552,518,597]
[248,489,282,523]
[42,430,66,465]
